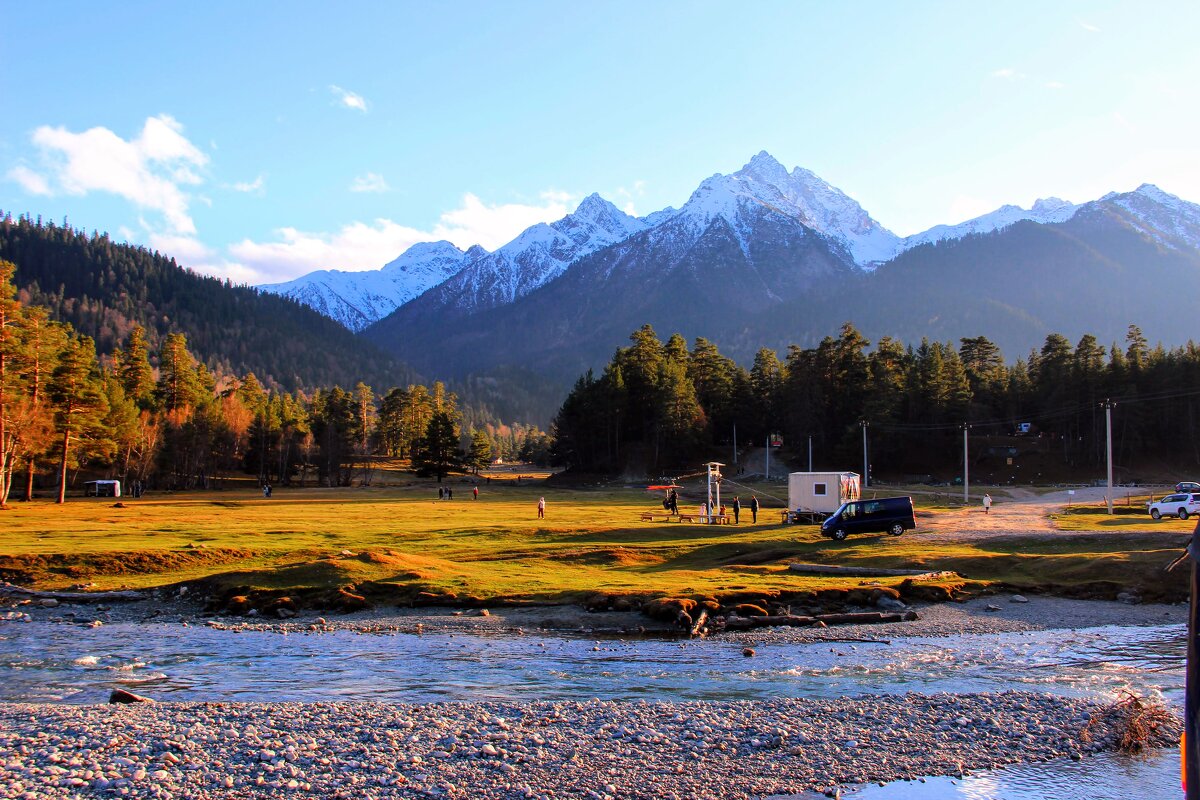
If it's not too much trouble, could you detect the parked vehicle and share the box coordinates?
[1175,481,1200,493]
[1147,493,1200,520]
[820,496,916,540]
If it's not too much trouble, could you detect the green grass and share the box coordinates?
[0,482,1187,604]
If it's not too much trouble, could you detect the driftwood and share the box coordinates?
[787,564,959,580]
[722,610,917,631]
[0,582,144,603]
[689,608,709,638]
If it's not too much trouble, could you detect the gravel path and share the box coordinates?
[0,692,1169,800]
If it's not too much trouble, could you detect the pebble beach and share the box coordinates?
[0,691,1166,800]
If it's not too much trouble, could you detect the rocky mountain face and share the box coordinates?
[258,240,471,332]
[253,152,1200,417]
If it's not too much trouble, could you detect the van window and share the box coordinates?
[841,503,858,518]
[814,483,827,496]
[863,501,882,514]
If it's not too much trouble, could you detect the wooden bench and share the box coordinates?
[639,512,677,522]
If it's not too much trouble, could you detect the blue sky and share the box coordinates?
[2,1,1198,283]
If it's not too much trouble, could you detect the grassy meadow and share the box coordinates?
[0,479,1189,606]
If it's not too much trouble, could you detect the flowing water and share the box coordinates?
[0,619,1186,797]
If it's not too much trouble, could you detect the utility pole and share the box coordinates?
[1104,400,1115,515]
[860,420,869,488]
[732,423,737,466]
[962,424,970,504]
[808,435,813,472]
[765,435,770,481]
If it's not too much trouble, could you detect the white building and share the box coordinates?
[787,471,859,515]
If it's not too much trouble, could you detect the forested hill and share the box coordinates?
[0,213,415,391]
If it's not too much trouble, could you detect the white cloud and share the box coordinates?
[431,191,572,250]
[147,232,213,263]
[1045,81,1067,90]
[231,175,265,193]
[226,191,574,284]
[23,114,208,234]
[990,68,1025,80]
[349,172,389,193]
[7,165,51,195]
[1078,19,1100,33]
[330,85,368,112]
[614,180,647,215]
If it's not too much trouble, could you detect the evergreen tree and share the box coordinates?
[467,428,492,474]
[47,335,110,503]
[0,261,27,508]
[413,409,464,482]
[115,325,155,409]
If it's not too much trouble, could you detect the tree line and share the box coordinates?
[0,212,415,393]
[0,262,550,506]
[551,322,1200,477]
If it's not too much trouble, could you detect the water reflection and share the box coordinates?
[775,748,1179,800]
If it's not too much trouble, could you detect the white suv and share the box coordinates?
[1147,493,1200,520]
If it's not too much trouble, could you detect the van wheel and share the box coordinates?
[1181,509,1190,521]
[888,523,904,536]
[831,528,848,541]
[1151,509,1162,520]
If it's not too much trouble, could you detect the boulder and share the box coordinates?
[109,689,155,704]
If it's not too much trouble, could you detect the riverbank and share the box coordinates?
[0,691,1176,800]
[5,593,1185,642]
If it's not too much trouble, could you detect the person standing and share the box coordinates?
[473,486,479,500]
[749,495,759,523]
[732,496,741,524]
[447,486,453,500]
[537,497,545,519]
[983,493,992,514]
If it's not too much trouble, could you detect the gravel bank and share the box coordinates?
[7,594,1184,643]
[0,691,1170,800]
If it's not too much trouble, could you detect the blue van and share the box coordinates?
[820,496,916,540]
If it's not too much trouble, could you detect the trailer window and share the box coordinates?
[814,483,827,496]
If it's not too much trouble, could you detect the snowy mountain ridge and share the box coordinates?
[259,153,1200,331]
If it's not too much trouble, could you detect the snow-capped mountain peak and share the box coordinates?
[902,197,1082,250]
[671,152,902,266]
[1093,183,1200,251]
[259,240,471,332]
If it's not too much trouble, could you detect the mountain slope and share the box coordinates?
[365,158,861,380]
[259,240,472,332]
[364,181,1200,390]
[0,214,415,391]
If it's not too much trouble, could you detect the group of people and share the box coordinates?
[668,491,759,523]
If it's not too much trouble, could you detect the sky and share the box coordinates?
[2,0,1199,285]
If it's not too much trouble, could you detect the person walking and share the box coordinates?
[668,489,679,516]
[749,495,759,523]
[983,493,992,514]
[537,497,545,519]
[438,486,444,500]
[732,496,741,524]
[473,486,479,500]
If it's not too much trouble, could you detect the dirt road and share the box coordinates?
[916,486,1156,540]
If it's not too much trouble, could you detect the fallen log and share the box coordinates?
[0,582,145,603]
[787,564,959,580]
[689,608,709,638]
[723,610,917,631]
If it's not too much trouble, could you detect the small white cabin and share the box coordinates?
[787,471,859,515]
[84,479,121,498]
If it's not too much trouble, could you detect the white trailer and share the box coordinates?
[787,472,859,521]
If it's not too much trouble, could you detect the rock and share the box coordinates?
[1010,595,1029,603]
[732,603,769,617]
[1116,592,1141,605]
[277,608,296,619]
[742,648,756,657]
[875,596,907,612]
[985,604,1001,612]
[475,609,491,617]
[38,598,60,608]
[109,689,155,704]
